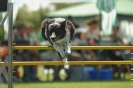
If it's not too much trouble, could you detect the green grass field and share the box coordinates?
[1,66,133,88]
[2,80,132,88]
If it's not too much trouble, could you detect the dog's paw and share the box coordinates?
[65,50,71,56]
[62,58,68,65]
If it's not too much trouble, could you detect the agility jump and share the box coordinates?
[1,45,133,66]
[0,2,133,88]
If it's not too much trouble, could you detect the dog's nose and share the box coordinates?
[51,37,55,40]
[50,32,56,42]
[50,32,56,38]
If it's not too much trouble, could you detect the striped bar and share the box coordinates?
[0,61,133,66]
[12,46,133,50]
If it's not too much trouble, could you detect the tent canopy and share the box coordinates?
[46,0,133,17]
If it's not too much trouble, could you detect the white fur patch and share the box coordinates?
[53,34,69,45]
[52,33,71,65]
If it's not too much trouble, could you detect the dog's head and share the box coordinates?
[41,18,67,42]
[48,18,67,42]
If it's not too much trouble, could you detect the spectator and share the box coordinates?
[24,23,41,81]
[0,42,8,82]
[80,18,99,61]
[13,22,30,82]
[79,18,100,80]
[103,25,127,79]
[13,22,41,82]
[110,25,125,45]
[66,16,89,81]
[0,44,8,60]
[81,17,99,44]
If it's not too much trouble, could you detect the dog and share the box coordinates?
[41,18,75,64]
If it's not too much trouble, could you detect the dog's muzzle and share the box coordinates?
[50,32,56,42]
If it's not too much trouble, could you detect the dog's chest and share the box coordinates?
[53,34,69,44]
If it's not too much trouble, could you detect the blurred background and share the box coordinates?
[0,0,133,85]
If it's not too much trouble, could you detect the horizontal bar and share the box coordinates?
[13,46,133,50]
[0,61,132,66]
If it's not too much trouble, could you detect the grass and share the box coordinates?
[2,80,132,88]
[1,66,133,88]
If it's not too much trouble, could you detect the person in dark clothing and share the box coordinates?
[102,26,127,79]
[13,22,30,82]
[13,22,40,82]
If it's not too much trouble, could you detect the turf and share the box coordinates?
[2,80,132,88]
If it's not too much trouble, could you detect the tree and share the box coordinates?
[0,13,4,40]
[15,4,49,31]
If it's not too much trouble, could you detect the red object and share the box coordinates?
[16,71,20,78]
[130,49,133,53]
[0,46,8,57]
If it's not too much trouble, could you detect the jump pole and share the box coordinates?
[8,3,13,88]
[0,61,133,66]
[12,46,133,50]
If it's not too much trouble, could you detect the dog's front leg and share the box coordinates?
[65,42,71,56]
[53,43,68,64]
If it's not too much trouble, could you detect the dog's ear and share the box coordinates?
[61,19,67,28]
[66,20,75,40]
[41,19,49,40]
[41,19,49,29]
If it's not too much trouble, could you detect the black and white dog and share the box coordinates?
[41,18,75,64]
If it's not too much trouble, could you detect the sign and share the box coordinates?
[97,0,115,13]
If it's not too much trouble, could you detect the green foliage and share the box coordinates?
[0,28,4,40]
[15,4,49,31]
[0,13,4,40]
[0,12,2,20]
[54,3,81,10]
[15,3,81,32]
